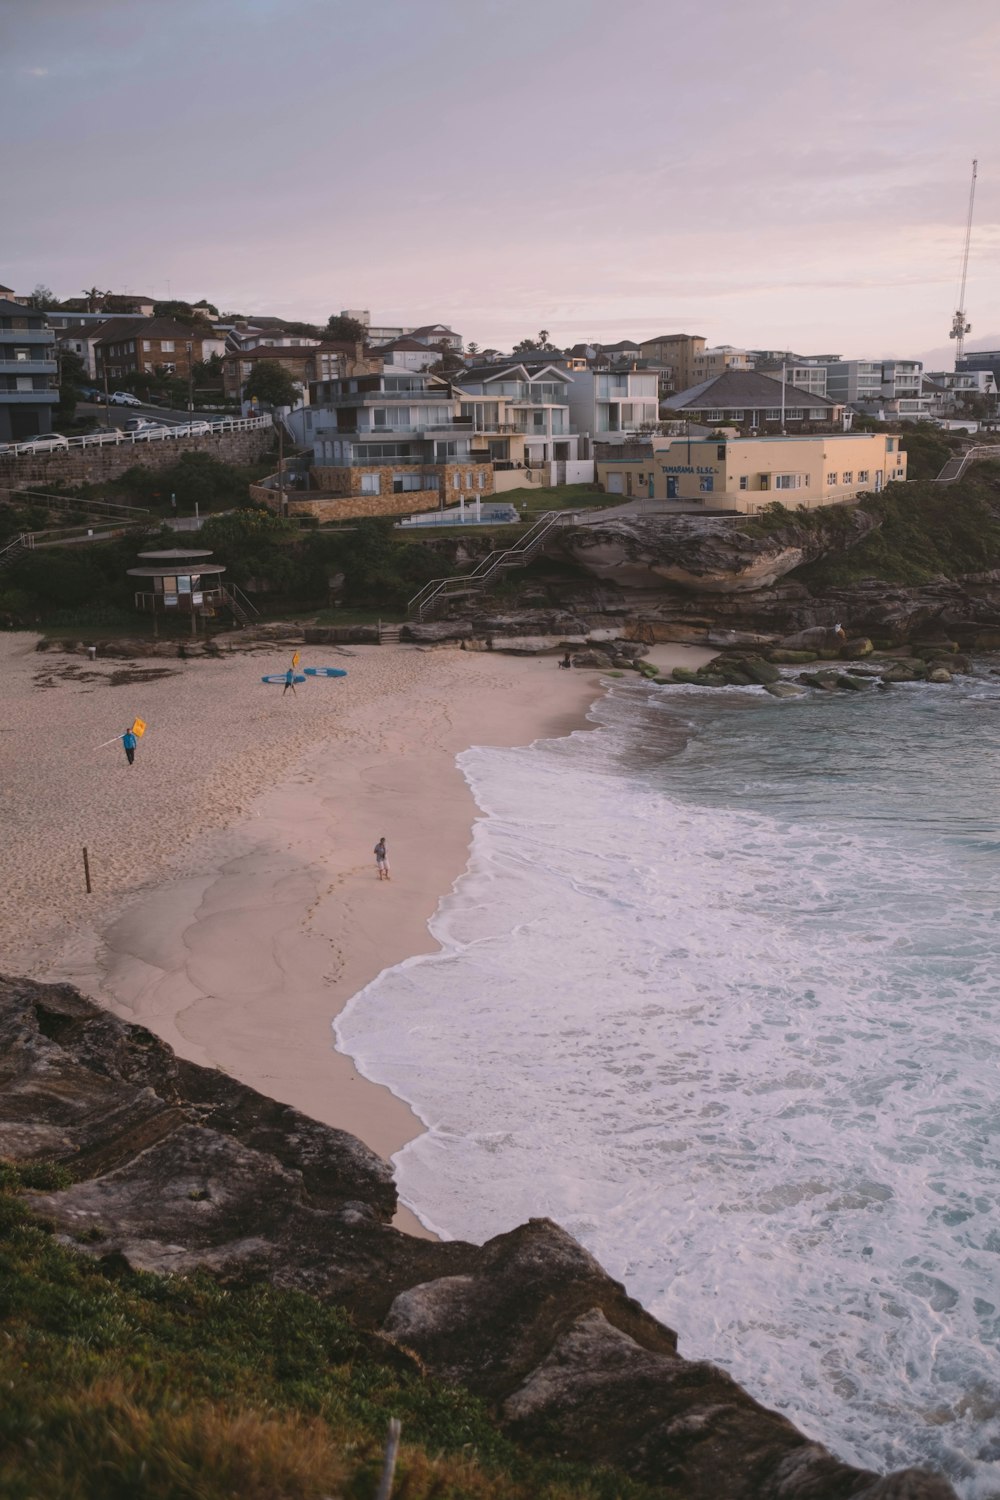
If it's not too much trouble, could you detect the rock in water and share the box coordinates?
[0,976,958,1499]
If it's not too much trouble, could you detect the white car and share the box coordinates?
[108,391,142,407]
[124,417,167,434]
[16,431,70,452]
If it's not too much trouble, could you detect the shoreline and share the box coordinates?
[0,635,713,1237]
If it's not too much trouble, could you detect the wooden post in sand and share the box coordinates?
[82,846,92,894]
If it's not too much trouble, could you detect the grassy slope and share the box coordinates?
[0,1167,664,1500]
[739,462,1000,589]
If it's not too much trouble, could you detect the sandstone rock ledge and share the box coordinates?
[0,975,955,1499]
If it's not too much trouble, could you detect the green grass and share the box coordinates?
[0,1166,665,1500]
[499,483,606,514]
[793,467,1000,587]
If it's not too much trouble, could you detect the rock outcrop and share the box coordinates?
[562,511,878,594]
[0,975,956,1498]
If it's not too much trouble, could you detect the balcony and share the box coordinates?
[0,388,58,403]
[332,388,449,405]
[0,359,58,376]
[0,325,55,343]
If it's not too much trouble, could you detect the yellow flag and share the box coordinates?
[291,652,300,668]
[131,718,146,738]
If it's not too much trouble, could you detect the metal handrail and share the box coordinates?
[0,485,150,520]
[0,531,36,565]
[932,444,1000,482]
[407,509,576,619]
[223,581,260,617]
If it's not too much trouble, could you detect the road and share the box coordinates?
[76,399,227,433]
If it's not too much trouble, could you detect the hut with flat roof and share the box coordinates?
[127,547,229,632]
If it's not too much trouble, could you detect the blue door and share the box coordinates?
[666,476,678,499]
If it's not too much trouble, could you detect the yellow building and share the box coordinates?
[596,433,907,512]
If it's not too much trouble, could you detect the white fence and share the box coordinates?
[0,414,273,461]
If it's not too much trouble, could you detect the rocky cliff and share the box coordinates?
[561,510,878,594]
[0,975,956,1498]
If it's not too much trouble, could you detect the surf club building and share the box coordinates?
[595,433,907,512]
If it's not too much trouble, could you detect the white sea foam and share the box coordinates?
[336,679,1000,1496]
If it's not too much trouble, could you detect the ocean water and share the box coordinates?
[335,671,1000,1497]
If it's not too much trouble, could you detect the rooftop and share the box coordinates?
[665,370,837,411]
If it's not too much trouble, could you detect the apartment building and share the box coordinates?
[223,341,374,404]
[308,367,492,509]
[340,311,463,350]
[57,317,141,379]
[596,433,906,512]
[95,319,226,382]
[638,335,752,392]
[456,362,581,467]
[751,351,829,398]
[557,365,659,448]
[0,298,58,442]
[664,371,844,430]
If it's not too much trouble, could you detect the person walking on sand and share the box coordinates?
[122,727,137,766]
[282,666,296,696]
[374,837,390,881]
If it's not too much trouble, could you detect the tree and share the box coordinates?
[244,360,301,409]
[28,284,59,310]
[512,330,557,355]
[82,286,108,314]
[427,340,466,379]
[56,348,87,419]
[325,314,367,343]
[466,341,479,357]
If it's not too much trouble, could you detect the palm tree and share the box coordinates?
[82,287,107,314]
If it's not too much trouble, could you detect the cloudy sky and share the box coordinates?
[2,0,998,364]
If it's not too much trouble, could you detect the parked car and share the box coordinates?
[78,386,102,402]
[108,391,142,407]
[16,431,70,452]
[124,417,167,434]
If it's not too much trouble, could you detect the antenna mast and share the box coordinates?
[949,158,978,366]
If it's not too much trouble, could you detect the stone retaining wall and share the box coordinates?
[250,480,442,524]
[0,428,276,489]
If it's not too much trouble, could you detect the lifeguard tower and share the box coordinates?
[127,547,255,631]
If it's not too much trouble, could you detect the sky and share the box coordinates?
[2,0,999,366]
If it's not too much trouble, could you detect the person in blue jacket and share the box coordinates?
[283,667,296,696]
[122,727,137,765]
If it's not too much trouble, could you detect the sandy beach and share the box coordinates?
[0,632,714,1231]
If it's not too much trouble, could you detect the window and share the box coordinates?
[827,473,838,485]
[435,440,457,460]
[14,348,29,362]
[729,410,744,421]
[392,474,423,493]
[886,438,895,451]
[699,475,714,492]
[842,471,853,484]
[810,409,826,420]
[361,474,380,493]
[476,471,485,489]
[775,473,805,490]
[765,408,781,420]
[716,445,726,460]
[786,409,803,420]
[465,471,473,487]
[706,409,723,421]
[894,467,906,479]
[858,470,869,483]
[161,340,174,353]
[15,376,33,391]
[739,476,748,490]
[453,473,461,489]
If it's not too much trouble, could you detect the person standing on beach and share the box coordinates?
[283,667,296,696]
[374,837,390,881]
[122,727,137,766]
